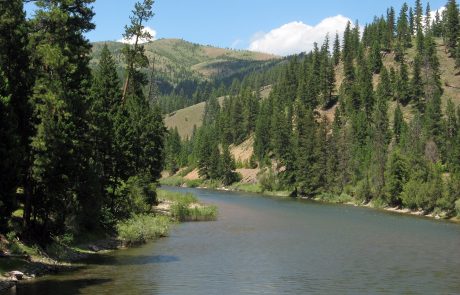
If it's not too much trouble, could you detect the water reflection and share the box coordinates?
[11,187,460,294]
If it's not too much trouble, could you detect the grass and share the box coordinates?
[158,189,218,222]
[157,190,198,203]
[315,192,354,204]
[160,176,185,186]
[164,97,224,139]
[116,215,170,245]
[159,176,203,188]
[230,183,263,193]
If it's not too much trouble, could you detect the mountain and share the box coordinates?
[90,38,279,86]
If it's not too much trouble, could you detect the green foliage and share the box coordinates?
[258,168,282,192]
[317,192,353,204]
[157,190,198,203]
[385,149,408,206]
[445,0,459,56]
[158,190,217,222]
[455,199,460,217]
[170,201,217,222]
[112,175,157,220]
[117,215,170,245]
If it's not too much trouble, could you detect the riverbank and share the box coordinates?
[161,174,460,223]
[0,189,217,293]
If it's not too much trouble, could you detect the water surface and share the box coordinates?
[9,187,460,294]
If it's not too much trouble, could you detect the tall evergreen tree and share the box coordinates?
[333,33,341,66]
[445,0,459,56]
[371,68,391,198]
[28,0,97,233]
[0,0,32,228]
[295,106,319,197]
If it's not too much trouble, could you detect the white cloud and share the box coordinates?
[230,39,242,49]
[118,26,157,44]
[248,15,351,56]
[429,6,446,21]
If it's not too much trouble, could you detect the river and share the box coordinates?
[8,187,460,294]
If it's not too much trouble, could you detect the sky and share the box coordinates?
[25,0,447,56]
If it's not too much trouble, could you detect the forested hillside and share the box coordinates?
[91,39,281,113]
[164,0,460,218]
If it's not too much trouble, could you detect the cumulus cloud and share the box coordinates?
[249,15,351,56]
[118,26,157,44]
[429,6,446,21]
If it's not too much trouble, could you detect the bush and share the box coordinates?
[117,215,170,245]
[157,190,218,222]
[354,179,373,203]
[185,179,203,188]
[157,190,197,204]
[317,192,353,204]
[112,175,157,220]
[160,176,185,186]
[455,199,460,217]
[258,168,281,192]
[401,179,423,210]
[170,201,217,222]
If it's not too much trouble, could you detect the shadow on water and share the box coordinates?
[8,278,112,295]
[83,254,179,266]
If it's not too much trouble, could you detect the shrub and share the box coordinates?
[185,179,203,188]
[455,199,460,217]
[157,190,197,204]
[160,176,185,186]
[170,201,217,222]
[112,175,157,220]
[117,215,170,245]
[317,192,353,204]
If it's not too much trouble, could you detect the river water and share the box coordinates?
[9,187,460,294]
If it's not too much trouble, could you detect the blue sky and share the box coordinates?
[25,0,446,55]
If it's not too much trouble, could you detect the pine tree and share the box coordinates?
[165,128,182,174]
[397,3,412,48]
[409,7,415,35]
[28,0,97,233]
[385,149,408,206]
[0,69,20,228]
[425,3,431,32]
[295,106,319,197]
[393,104,405,144]
[0,0,32,228]
[370,41,383,74]
[333,33,341,66]
[411,54,425,112]
[220,145,239,186]
[372,68,391,198]
[445,0,459,56]
[121,0,154,102]
[386,7,396,49]
[415,0,423,33]
[254,99,272,162]
[88,44,122,226]
[397,60,411,105]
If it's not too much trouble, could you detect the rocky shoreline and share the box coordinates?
[0,237,123,293]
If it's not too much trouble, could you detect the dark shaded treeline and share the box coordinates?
[0,0,165,241]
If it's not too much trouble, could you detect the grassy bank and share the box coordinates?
[116,215,170,245]
[157,190,218,222]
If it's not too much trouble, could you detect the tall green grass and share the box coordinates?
[158,190,218,222]
[117,215,170,245]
